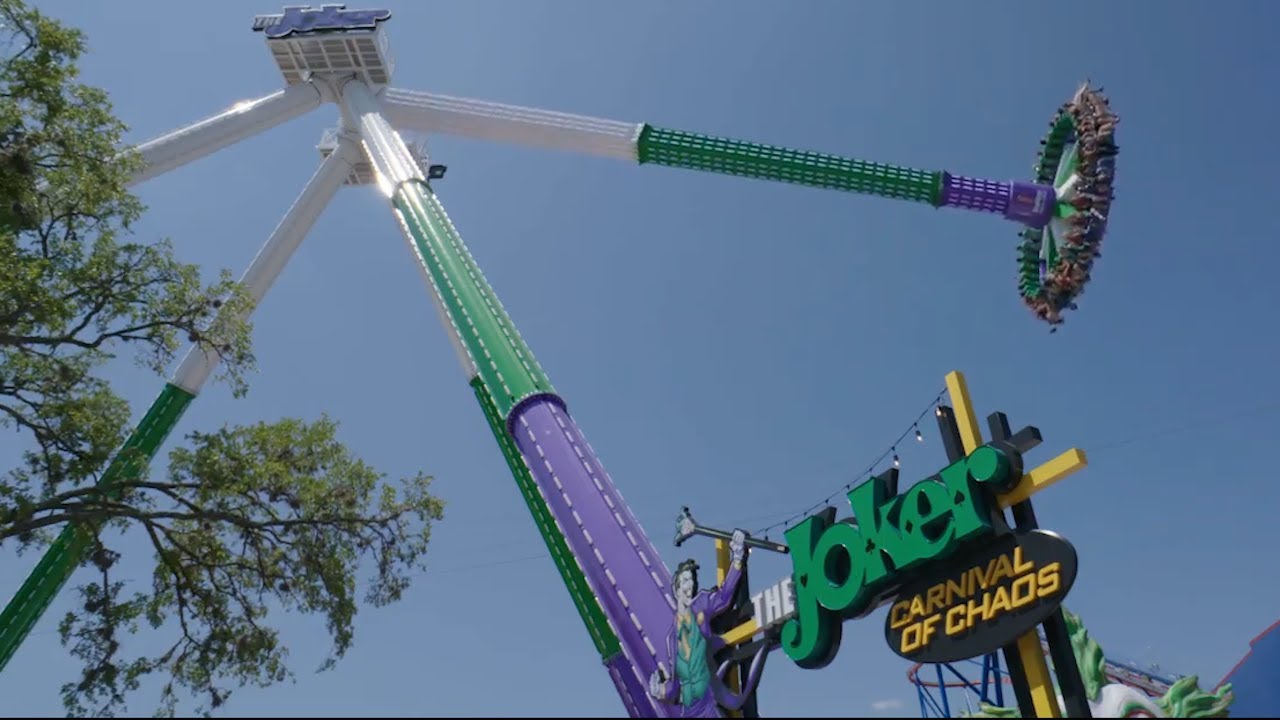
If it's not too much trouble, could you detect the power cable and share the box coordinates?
[750,388,946,538]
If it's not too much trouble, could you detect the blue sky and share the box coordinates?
[4,0,1279,716]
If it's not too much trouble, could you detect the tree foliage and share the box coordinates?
[0,2,445,715]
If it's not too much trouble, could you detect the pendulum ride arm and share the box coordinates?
[381,88,1056,230]
[341,79,679,719]
[0,137,360,673]
[380,89,640,161]
[127,81,326,187]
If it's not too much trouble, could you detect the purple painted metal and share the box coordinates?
[939,172,1055,229]
[510,397,677,718]
[940,172,1011,215]
[1004,181,1056,228]
[607,652,656,717]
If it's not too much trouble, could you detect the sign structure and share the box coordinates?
[885,529,1078,664]
[780,444,1021,669]
[747,370,1091,697]
[750,576,795,633]
[251,4,391,38]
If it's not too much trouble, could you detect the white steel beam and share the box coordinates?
[340,80,425,190]
[381,88,641,162]
[129,81,326,187]
[171,133,359,394]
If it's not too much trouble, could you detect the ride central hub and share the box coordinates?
[252,5,395,88]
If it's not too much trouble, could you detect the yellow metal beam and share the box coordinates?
[946,370,1088,507]
[945,370,984,455]
[714,538,743,717]
[999,448,1088,509]
[945,369,1065,718]
[715,538,755,647]
[1017,632,1063,718]
[720,618,759,647]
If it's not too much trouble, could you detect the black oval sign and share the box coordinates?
[883,529,1077,664]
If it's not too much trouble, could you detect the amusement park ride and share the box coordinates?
[4,5,1213,719]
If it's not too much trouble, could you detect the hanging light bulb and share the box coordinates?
[892,448,900,468]
[915,424,924,443]
[935,405,944,417]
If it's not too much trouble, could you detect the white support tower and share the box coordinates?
[381,89,642,161]
[129,83,324,186]
[172,136,361,394]
[316,127,430,185]
[8,9,680,716]
[125,6,639,191]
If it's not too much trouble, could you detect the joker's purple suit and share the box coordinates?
[652,564,751,718]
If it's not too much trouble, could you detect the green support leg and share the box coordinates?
[469,377,621,659]
[0,382,195,671]
[393,186,555,418]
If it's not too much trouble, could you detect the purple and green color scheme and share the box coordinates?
[0,383,194,671]
[0,7,1123,718]
[635,125,1056,229]
[1016,84,1119,328]
[633,106,1118,330]
[0,136,362,673]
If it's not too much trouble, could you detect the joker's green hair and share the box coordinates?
[963,607,1236,718]
[1062,606,1107,701]
[1154,675,1234,718]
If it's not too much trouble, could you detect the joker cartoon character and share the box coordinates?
[648,527,769,718]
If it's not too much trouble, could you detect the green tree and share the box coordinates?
[0,1,445,715]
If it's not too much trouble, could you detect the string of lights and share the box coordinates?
[744,394,1280,543]
[395,394,1280,576]
[19,393,1280,643]
[751,387,948,539]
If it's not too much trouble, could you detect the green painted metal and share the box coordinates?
[1053,142,1079,188]
[469,377,620,659]
[392,182,555,419]
[0,382,195,671]
[394,181,623,660]
[1034,114,1076,185]
[637,124,944,205]
[1021,111,1080,301]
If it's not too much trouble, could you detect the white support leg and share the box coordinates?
[381,88,641,162]
[339,80,425,190]
[171,133,360,395]
[129,82,326,187]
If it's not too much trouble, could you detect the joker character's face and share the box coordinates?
[675,567,697,607]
